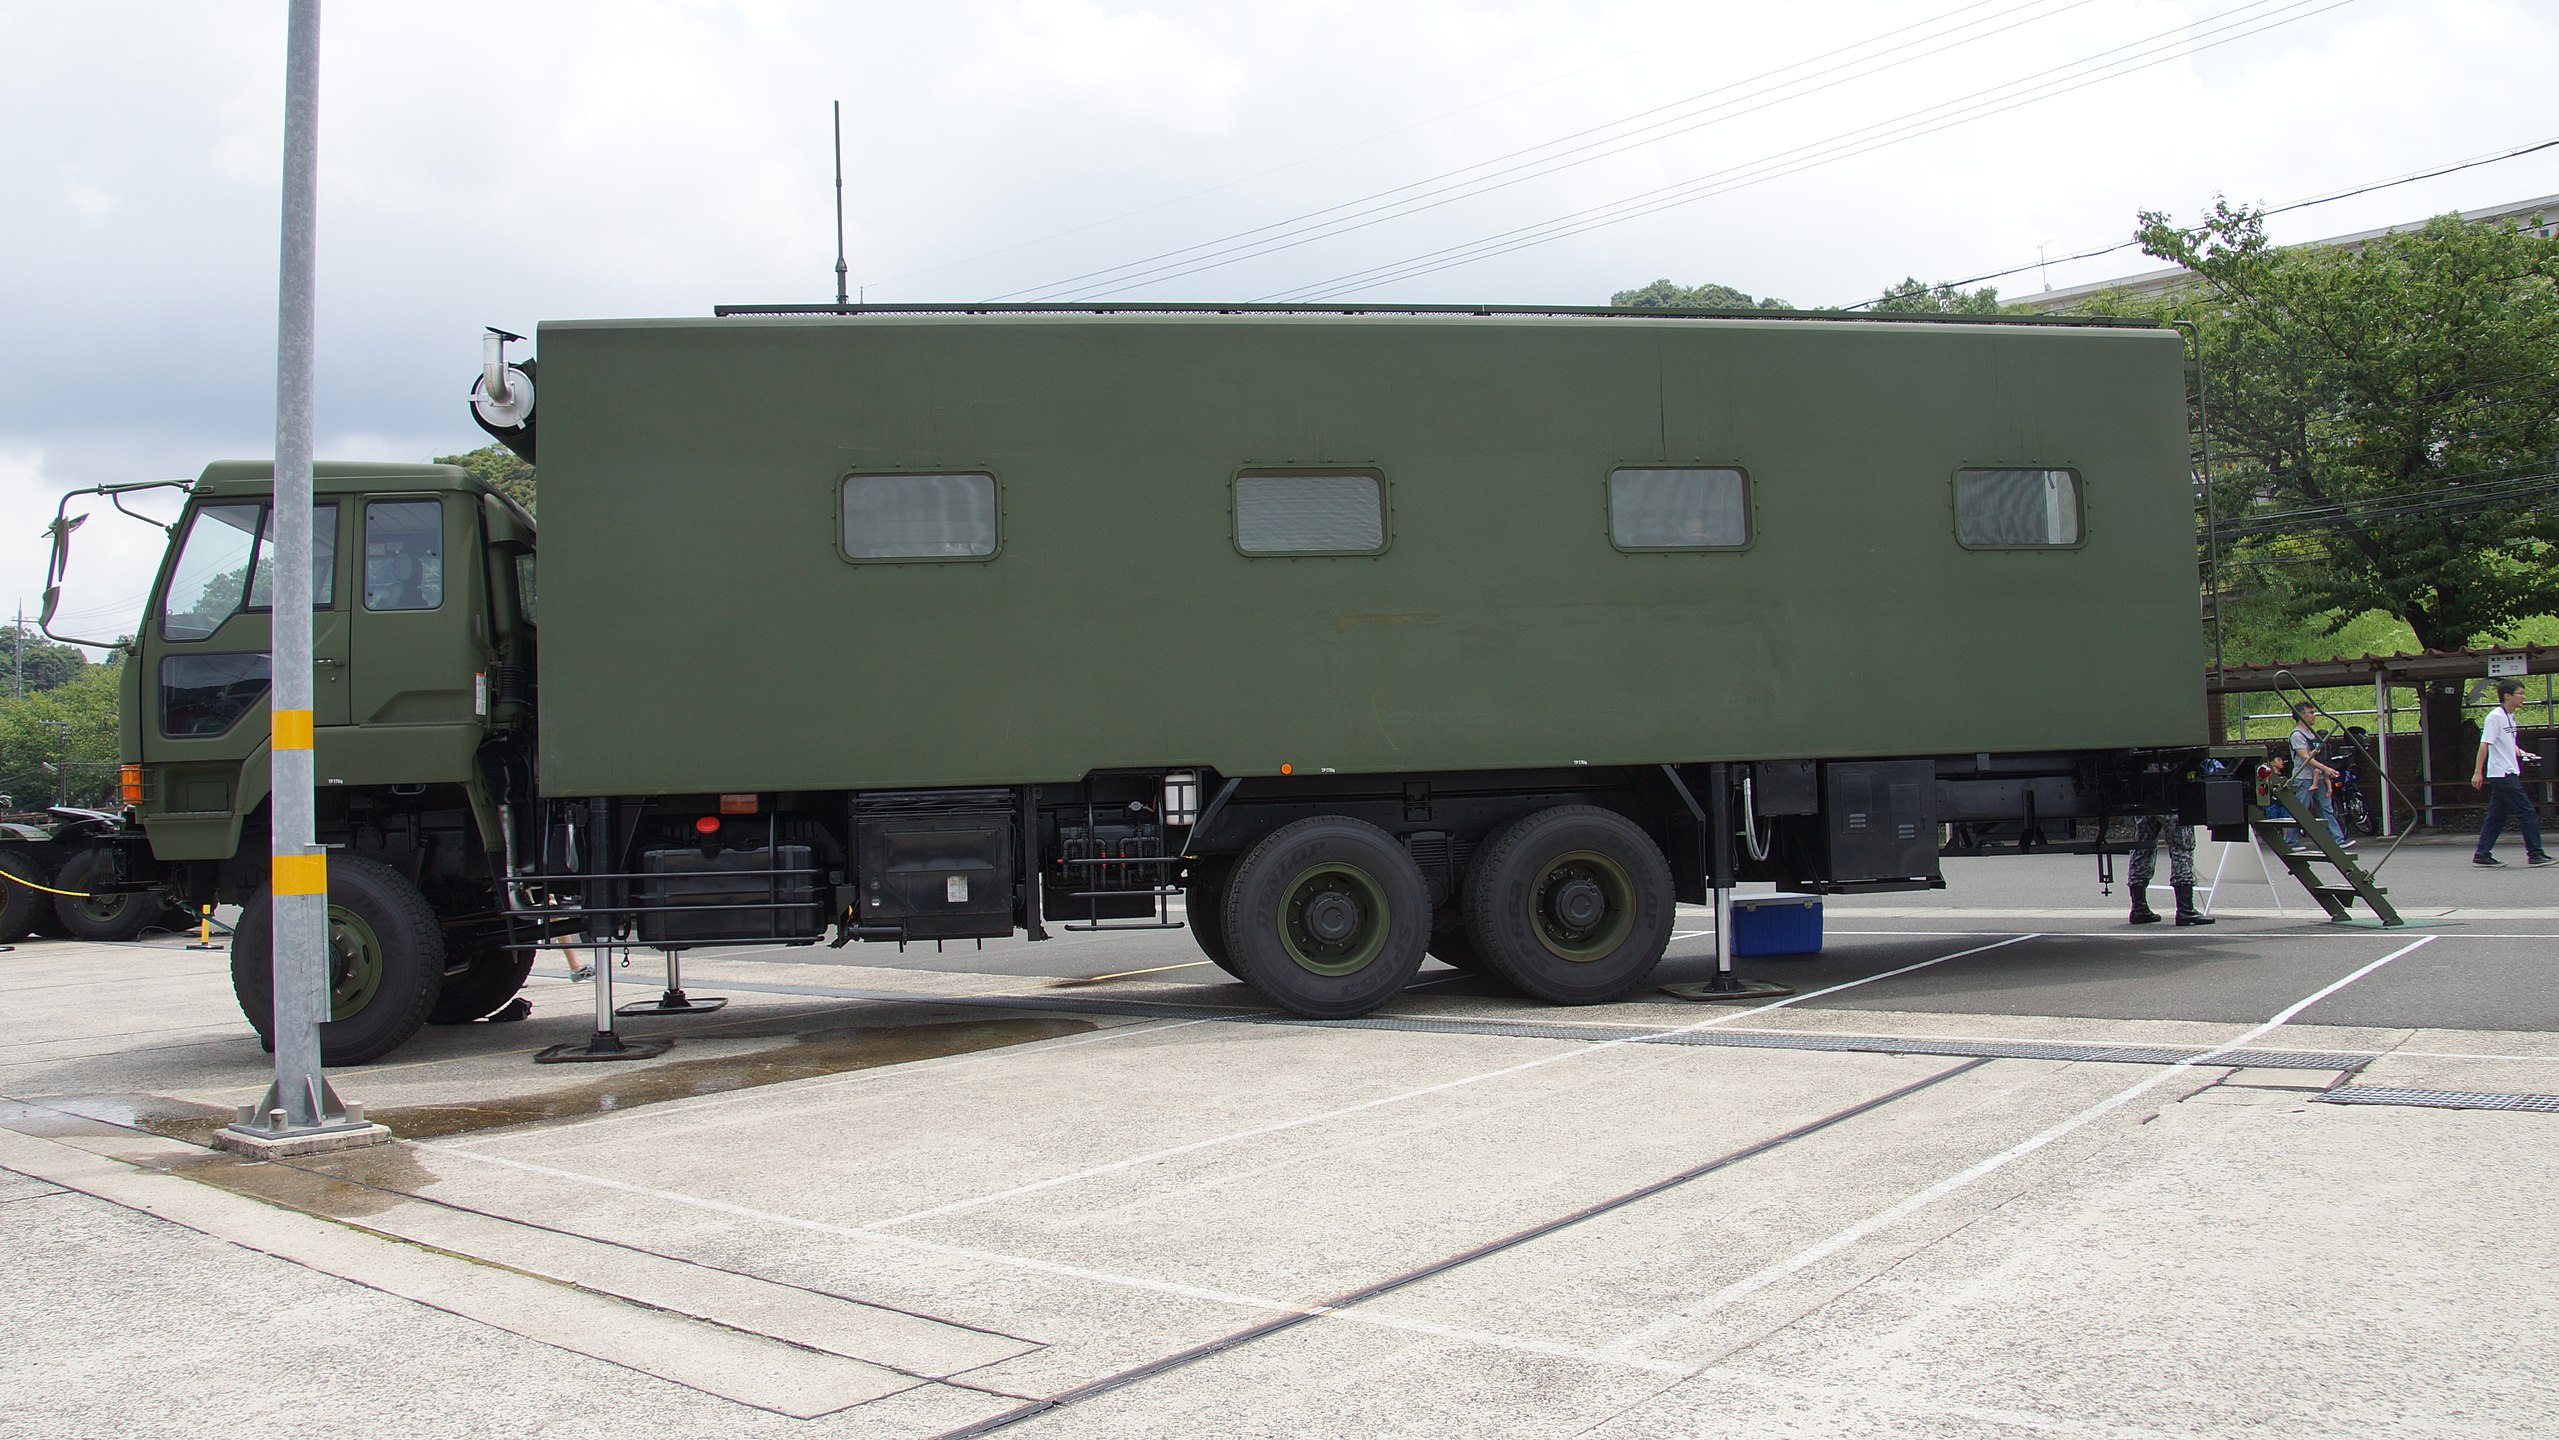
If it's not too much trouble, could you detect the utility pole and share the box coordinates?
[217,0,386,1158]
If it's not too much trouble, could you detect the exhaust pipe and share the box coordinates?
[470,327,538,461]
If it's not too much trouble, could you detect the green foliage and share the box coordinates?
[1869,277,2004,314]
[436,444,537,516]
[2133,201,2559,651]
[0,624,87,694]
[0,663,120,809]
[1610,278,1793,310]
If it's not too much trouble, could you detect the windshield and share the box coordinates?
[158,501,338,641]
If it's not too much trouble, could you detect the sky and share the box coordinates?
[5,0,2557,646]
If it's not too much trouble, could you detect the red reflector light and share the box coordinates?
[719,793,759,815]
[694,816,720,835]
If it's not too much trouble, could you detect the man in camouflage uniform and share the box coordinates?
[2126,814,2213,926]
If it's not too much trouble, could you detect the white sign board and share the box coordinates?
[2487,655,2528,678]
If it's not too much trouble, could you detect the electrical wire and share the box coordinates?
[1005,0,2122,302]
[1261,0,2352,303]
[1840,137,2559,309]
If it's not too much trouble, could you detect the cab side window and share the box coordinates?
[364,500,444,611]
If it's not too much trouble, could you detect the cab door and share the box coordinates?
[348,495,480,725]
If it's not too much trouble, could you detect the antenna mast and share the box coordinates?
[832,101,849,306]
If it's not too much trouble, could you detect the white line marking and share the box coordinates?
[1602,933,2439,1357]
[412,1145,1684,1375]
[853,935,2041,1231]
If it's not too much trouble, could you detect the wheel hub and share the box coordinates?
[1301,890,1363,945]
[1549,876,1606,930]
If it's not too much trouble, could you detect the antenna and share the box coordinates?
[832,101,849,307]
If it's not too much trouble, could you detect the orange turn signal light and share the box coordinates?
[120,764,144,805]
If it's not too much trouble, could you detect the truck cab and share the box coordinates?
[122,460,539,1057]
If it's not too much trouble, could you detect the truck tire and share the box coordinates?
[1183,859,1243,979]
[1463,805,1673,1005]
[430,941,538,1024]
[0,850,48,943]
[49,849,162,942]
[230,855,445,1066]
[1427,908,1484,972]
[1221,816,1428,1019]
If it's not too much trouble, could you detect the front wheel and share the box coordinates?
[1463,805,1674,1005]
[2338,786,2376,837]
[230,854,445,1065]
[1222,817,1429,1019]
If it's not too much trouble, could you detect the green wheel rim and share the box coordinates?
[1277,862,1391,976]
[72,894,127,924]
[324,902,385,1019]
[1528,850,1635,963]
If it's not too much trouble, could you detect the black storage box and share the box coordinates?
[856,813,1016,940]
[635,844,827,944]
[1822,760,1941,885]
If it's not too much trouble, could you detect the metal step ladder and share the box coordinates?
[2246,804,2402,926]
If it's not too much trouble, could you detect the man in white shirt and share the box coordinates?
[2471,678,2551,868]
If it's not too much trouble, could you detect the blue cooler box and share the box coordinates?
[1730,894,1823,957]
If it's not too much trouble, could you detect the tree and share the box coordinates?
[1869,277,2003,314]
[436,444,537,515]
[1610,279,1793,310]
[2133,201,2559,652]
[0,624,88,695]
[0,662,120,809]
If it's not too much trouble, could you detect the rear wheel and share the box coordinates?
[1427,907,1484,972]
[230,854,444,1065]
[1463,806,1674,1005]
[1183,859,1243,979]
[430,934,538,1024]
[1221,817,1428,1019]
[0,850,49,943]
[50,849,162,942]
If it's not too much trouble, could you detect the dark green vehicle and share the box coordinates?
[45,305,2235,1063]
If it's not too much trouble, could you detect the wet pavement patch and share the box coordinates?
[1,1096,234,1148]
[364,1016,1095,1141]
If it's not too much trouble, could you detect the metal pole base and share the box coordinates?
[535,1030,674,1064]
[616,991,728,1017]
[212,1075,391,1157]
[1660,976,1798,1002]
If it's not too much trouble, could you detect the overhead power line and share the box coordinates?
[1844,136,2559,308]
[1001,0,2116,302]
[1256,0,2355,302]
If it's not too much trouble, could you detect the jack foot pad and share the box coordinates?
[1659,977,1798,1002]
[615,991,729,1018]
[534,1032,675,1064]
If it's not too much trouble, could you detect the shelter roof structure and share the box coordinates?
[2207,643,2557,694]
[2016,194,2559,314]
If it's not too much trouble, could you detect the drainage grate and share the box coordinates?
[694,977,2378,1072]
[1248,1012,2372,1071]
[2315,1087,2559,1113]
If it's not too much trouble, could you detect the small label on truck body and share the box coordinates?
[946,875,968,903]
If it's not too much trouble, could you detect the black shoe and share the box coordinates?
[2474,854,2506,867]
[2530,854,2556,868]
[2172,885,2214,926]
[2128,906,2163,925]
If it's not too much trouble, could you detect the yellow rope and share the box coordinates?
[0,866,91,898]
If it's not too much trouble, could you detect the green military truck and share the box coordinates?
[42,306,2233,1063]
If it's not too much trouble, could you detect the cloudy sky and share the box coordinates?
[5,0,2555,642]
